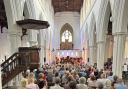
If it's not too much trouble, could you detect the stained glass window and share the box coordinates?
[62,30,72,42]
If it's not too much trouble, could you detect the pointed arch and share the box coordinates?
[95,0,113,70]
[23,1,30,19]
[22,0,35,18]
[60,23,73,42]
[97,0,112,41]
[88,12,97,65]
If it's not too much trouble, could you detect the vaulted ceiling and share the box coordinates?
[0,0,84,29]
[52,0,83,13]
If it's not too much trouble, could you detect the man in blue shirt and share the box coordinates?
[114,78,127,89]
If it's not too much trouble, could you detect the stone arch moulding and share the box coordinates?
[97,0,112,42]
[23,1,30,19]
[82,23,88,44]
[119,0,128,33]
[85,23,89,40]
[21,1,31,40]
[88,12,96,46]
[90,12,96,35]
[83,23,89,49]
[60,23,73,42]
[23,0,35,18]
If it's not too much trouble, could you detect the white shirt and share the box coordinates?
[76,84,88,89]
[123,64,127,71]
[97,79,108,86]
[50,84,64,89]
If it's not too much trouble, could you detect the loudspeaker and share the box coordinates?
[87,58,89,62]
[44,57,46,62]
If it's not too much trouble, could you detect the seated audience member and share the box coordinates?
[64,75,75,89]
[111,75,118,88]
[68,81,77,89]
[76,77,88,89]
[97,73,108,86]
[88,75,97,89]
[107,72,113,81]
[37,73,47,89]
[26,72,39,89]
[18,78,28,89]
[52,72,59,83]
[50,77,64,89]
[96,82,104,89]
[104,79,113,89]
[114,78,127,89]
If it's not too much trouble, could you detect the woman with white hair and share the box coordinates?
[104,80,113,89]
[26,72,39,89]
[76,77,88,89]
[18,78,28,89]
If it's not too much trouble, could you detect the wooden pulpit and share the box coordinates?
[18,47,40,70]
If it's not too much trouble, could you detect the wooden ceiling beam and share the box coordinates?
[52,0,83,13]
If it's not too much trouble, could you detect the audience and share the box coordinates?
[19,63,127,89]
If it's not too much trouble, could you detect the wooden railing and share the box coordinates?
[1,53,19,67]
[1,52,31,86]
[1,47,40,86]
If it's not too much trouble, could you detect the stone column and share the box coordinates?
[104,36,109,62]
[4,0,24,53]
[89,46,97,65]
[29,41,37,47]
[97,41,106,70]
[104,35,113,62]
[29,30,38,46]
[21,35,30,47]
[9,30,22,53]
[112,33,126,77]
[38,30,45,66]
[84,48,88,64]
[124,36,128,59]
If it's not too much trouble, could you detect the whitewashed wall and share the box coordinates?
[54,12,80,50]
[0,27,11,62]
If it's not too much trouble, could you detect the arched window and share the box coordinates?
[61,30,72,42]
[60,23,73,50]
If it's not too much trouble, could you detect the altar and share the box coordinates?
[54,49,83,64]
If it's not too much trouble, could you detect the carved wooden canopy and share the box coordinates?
[16,19,50,30]
[52,0,83,13]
